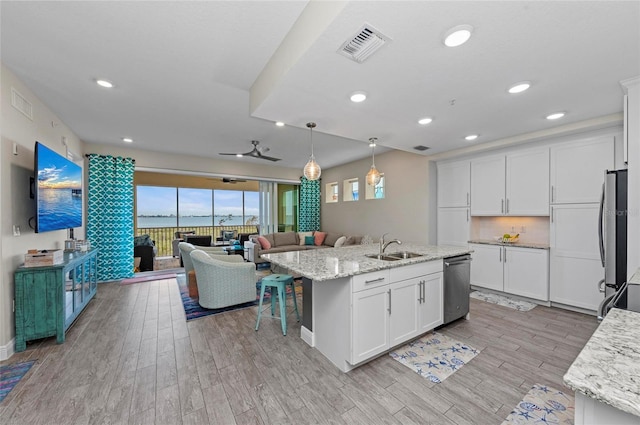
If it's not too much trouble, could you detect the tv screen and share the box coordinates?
[35,141,83,233]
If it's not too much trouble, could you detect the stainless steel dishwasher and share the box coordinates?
[443,254,471,325]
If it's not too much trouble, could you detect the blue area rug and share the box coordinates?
[0,360,36,402]
[177,273,298,321]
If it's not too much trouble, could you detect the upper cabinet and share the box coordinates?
[437,160,470,208]
[471,149,549,216]
[550,136,614,204]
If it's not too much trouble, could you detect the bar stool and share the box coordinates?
[255,274,300,335]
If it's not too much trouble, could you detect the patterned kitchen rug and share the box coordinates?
[501,383,574,425]
[0,360,36,402]
[389,332,480,383]
[470,290,537,311]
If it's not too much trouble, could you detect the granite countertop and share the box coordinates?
[262,243,471,281]
[563,308,640,417]
[468,239,550,250]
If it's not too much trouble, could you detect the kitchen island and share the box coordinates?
[262,243,471,372]
[564,307,640,424]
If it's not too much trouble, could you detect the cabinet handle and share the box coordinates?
[501,199,504,214]
[506,199,509,214]
[421,281,425,303]
[388,289,392,314]
[499,248,502,262]
[466,192,470,206]
[418,281,422,303]
[551,207,554,223]
[504,247,507,263]
[551,185,555,203]
[365,277,385,284]
[467,209,469,222]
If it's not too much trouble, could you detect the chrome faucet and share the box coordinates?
[380,233,402,254]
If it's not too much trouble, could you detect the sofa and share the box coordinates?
[134,234,157,272]
[247,231,362,264]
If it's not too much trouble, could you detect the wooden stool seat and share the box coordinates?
[255,274,300,335]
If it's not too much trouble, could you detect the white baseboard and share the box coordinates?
[301,326,315,347]
[0,338,15,360]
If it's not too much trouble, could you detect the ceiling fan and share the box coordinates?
[219,140,281,162]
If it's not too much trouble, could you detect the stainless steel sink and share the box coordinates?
[387,251,424,259]
[365,254,402,261]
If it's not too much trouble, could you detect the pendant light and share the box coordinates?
[303,122,321,180]
[366,137,381,186]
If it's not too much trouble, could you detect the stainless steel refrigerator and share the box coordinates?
[598,169,628,299]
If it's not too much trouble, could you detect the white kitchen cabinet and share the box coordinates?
[471,149,549,216]
[437,160,470,208]
[419,272,444,332]
[470,243,549,301]
[471,156,505,215]
[550,136,614,204]
[503,246,549,301]
[437,207,469,247]
[350,262,443,366]
[550,204,604,311]
[470,244,504,291]
[352,285,390,364]
[506,149,550,215]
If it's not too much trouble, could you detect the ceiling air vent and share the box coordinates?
[11,88,33,121]
[413,145,430,151]
[338,24,390,63]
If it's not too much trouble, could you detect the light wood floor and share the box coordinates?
[0,277,599,425]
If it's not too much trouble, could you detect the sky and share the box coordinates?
[37,143,82,189]
[136,186,259,217]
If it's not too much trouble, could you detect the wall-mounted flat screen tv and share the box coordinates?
[34,141,83,233]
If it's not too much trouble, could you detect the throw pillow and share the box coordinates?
[323,232,341,247]
[314,231,327,246]
[298,231,314,246]
[334,236,347,248]
[257,236,271,250]
[304,236,315,246]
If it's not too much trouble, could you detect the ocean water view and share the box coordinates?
[137,215,250,228]
[38,188,82,232]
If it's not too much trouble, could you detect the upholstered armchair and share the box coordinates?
[178,242,226,275]
[190,249,256,309]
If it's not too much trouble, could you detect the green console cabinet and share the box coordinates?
[14,248,98,352]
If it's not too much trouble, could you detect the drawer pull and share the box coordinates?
[365,277,385,284]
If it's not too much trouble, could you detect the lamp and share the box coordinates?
[366,138,381,186]
[303,122,321,180]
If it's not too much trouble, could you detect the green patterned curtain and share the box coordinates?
[298,177,320,231]
[87,154,135,281]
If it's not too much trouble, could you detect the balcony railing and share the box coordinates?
[136,225,259,257]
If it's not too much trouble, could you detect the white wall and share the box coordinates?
[622,77,640,277]
[1,64,86,359]
[320,150,436,244]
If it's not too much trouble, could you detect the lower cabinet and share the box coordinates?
[550,204,604,311]
[351,262,443,365]
[470,243,549,301]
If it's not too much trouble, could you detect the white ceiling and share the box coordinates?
[2,1,639,170]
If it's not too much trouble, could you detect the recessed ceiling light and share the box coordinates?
[122,137,133,143]
[350,91,367,103]
[508,81,531,94]
[443,25,473,47]
[275,121,285,127]
[418,117,433,125]
[465,134,479,141]
[96,79,114,88]
[546,112,565,120]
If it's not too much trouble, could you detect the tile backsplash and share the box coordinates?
[470,216,550,245]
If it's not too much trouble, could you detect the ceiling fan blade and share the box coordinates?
[255,154,281,162]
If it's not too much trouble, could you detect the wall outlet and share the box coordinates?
[520,225,526,233]
[511,226,516,233]
[13,225,21,236]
